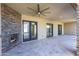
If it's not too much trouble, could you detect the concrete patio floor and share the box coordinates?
[2,35,77,56]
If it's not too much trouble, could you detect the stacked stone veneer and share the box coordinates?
[1,4,21,52]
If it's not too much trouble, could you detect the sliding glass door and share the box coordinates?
[23,21,37,42]
[47,23,53,37]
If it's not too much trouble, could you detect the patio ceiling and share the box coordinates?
[6,3,77,23]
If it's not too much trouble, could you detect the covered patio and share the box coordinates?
[3,35,77,56]
[0,3,78,56]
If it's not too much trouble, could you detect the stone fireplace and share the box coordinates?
[1,4,21,52]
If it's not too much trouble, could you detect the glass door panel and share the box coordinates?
[31,22,37,39]
[50,25,53,36]
[23,22,30,41]
[47,25,50,37]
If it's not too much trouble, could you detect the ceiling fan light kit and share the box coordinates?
[38,12,41,15]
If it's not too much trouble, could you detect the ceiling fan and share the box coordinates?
[70,3,77,11]
[27,4,50,16]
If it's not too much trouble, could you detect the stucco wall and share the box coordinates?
[22,14,64,40]
[64,22,77,35]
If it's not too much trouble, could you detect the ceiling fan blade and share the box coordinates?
[27,7,36,12]
[41,13,46,16]
[37,4,40,12]
[40,7,50,13]
[42,12,51,14]
[26,11,36,14]
[26,10,38,16]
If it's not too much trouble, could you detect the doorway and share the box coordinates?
[58,25,62,35]
[46,23,53,37]
[23,20,37,42]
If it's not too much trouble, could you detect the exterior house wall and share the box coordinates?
[22,14,64,40]
[64,22,77,35]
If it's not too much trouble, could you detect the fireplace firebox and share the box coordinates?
[10,33,18,44]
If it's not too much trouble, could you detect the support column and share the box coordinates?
[76,3,79,56]
[0,3,1,56]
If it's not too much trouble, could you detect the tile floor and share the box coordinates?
[2,35,77,56]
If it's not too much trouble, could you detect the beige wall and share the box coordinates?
[64,22,77,35]
[0,3,1,55]
[21,14,64,40]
